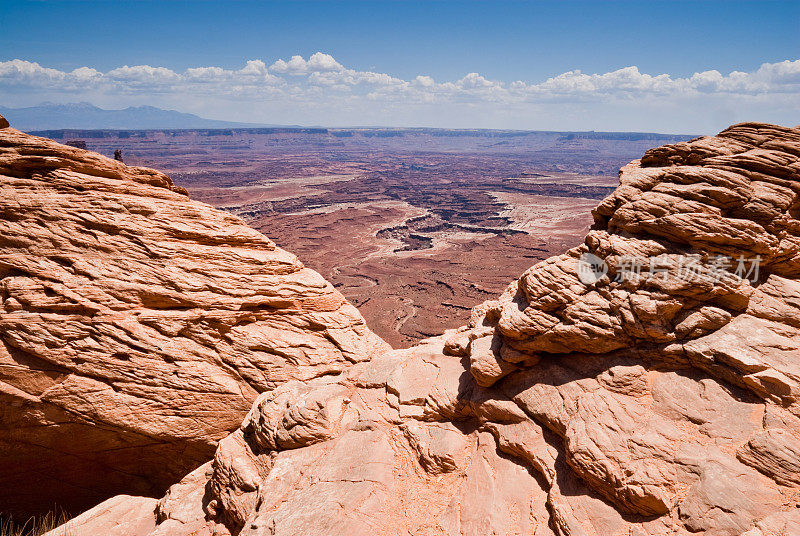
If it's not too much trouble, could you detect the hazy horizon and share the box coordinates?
[1,101,709,134]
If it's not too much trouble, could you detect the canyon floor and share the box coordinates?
[43,127,692,347]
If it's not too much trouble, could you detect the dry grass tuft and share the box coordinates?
[0,510,71,536]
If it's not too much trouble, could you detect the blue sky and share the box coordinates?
[1,0,799,132]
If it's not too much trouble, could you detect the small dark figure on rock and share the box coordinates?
[114,149,123,162]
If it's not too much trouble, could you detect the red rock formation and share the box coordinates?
[2,115,797,536]
[0,114,387,517]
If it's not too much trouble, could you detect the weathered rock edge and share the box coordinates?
[32,120,800,536]
[0,115,388,517]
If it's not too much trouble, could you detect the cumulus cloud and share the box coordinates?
[183,61,282,92]
[457,72,498,89]
[105,65,181,90]
[0,54,798,131]
[414,75,435,87]
[270,52,343,75]
[0,59,80,88]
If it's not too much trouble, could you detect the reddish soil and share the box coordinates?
[42,127,691,346]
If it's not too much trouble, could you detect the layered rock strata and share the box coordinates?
[0,116,387,516]
[13,119,800,536]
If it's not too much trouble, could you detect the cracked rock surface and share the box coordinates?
[0,119,388,517]
[10,118,800,536]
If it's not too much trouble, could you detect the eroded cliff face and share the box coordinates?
[0,117,388,517]
[5,117,799,536]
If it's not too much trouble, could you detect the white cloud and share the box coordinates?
[748,59,800,92]
[185,66,226,82]
[457,72,498,89]
[270,52,343,75]
[0,54,798,132]
[0,59,67,86]
[238,59,269,76]
[106,65,181,88]
[531,67,676,96]
[70,66,103,83]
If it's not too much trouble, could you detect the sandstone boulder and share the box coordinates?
[0,124,388,516]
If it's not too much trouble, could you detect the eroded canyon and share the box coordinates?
[2,116,800,535]
[35,127,691,346]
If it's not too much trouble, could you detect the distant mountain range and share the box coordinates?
[0,102,276,130]
[0,102,697,139]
